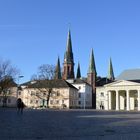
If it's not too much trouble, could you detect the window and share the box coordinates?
[100,92,104,97]
[50,100,53,104]
[18,91,21,95]
[31,91,35,96]
[78,101,81,105]
[36,100,38,104]
[56,100,59,104]
[56,91,60,96]
[30,100,33,104]
[8,99,11,103]
[79,93,81,98]
[79,86,81,90]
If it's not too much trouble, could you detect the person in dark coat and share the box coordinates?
[17,98,25,114]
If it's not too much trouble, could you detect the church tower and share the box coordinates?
[107,57,115,81]
[87,48,97,108]
[76,62,81,79]
[54,56,62,79]
[62,30,75,80]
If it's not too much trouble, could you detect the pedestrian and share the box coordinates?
[17,98,25,114]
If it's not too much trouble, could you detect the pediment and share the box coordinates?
[104,80,140,87]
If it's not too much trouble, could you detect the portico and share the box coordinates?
[96,80,140,111]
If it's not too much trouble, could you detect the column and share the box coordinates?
[138,90,140,111]
[116,90,119,110]
[108,91,111,110]
[126,90,130,111]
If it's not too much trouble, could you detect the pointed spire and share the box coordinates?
[88,48,97,75]
[55,56,61,79]
[64,29,74,63]
[107,57,115,81]
[76,62,81,79]
[62,29,75,80]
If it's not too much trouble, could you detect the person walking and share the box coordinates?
[17,98,25,114]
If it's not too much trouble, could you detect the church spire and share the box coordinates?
[55,56,61,79]
[76,62,81,79]
[88,48,96,75]
[87,48,97,109]
[62,29,75,80]
[107,57,115,81]
[64,29,74,63]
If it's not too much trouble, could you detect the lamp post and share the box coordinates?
[16,75,24,99]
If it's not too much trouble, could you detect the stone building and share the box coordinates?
[17,30,94,109]
[96,69,140,111]
[19,79,78,109]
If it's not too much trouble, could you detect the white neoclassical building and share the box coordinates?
[96,69,140,111]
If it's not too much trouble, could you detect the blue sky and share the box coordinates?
[0,0,140,83]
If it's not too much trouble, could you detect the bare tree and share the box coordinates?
[37,64,55,80]
[30,64,56,108]
[0,59,19,107]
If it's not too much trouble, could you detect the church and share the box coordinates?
[16,30,96,109]
[1,29,140,111]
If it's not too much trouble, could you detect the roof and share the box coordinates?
[116,69,140,80]
[96,77,113,87]
[73,78,91,86]
[21,79,78,90]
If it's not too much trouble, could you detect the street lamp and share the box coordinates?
[16,75,24,99]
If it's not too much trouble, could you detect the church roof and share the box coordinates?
[116,69,140,80]
[88,48,96,74]
[96,77,113,87]
[64,29,74,63]
[76,62,81,79]
[73,78,91,86]
[107,58,115,80]
[54,56,61,79]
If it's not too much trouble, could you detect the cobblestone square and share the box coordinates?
[1,108,140,140]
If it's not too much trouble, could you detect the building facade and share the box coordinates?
[19,79,78,109]
[67,79,92,109]
[96,69,140,111]
[0,87,17,107]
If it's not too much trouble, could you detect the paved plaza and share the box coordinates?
[1,108,140,140]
